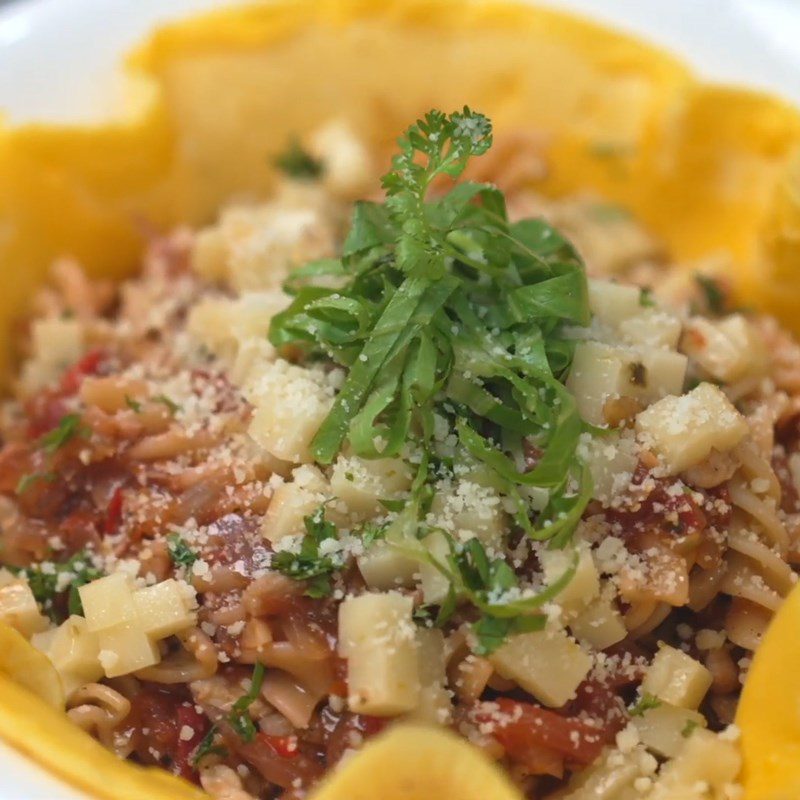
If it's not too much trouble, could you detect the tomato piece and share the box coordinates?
[60,349,106,395]
[473,698,608,766]
[104,487,125,534]
[260,733,300,759]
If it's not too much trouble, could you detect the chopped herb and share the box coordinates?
[271,506,341,597]
[681,719,699,738]
[124,395,142,413]
[192,725,227,765]
[16,471,56,496]
[695,274,726,315]
[274,138,324,181]
[154,395,181,415]
[361,521,388,549]
[412,604,433,623]
[639,288,656,308]
[167,534,198,570]
[229,662,266,742]
[629,693,662,717]
[472,613,546,656]
[15,550,103,621]
[39,414,89,454]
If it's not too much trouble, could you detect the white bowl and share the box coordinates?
[1,0,799,797]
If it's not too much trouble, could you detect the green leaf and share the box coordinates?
[167,534,199,570]
[16,471,56,496]
[39,414,89,454]
[629,693,662,717]
[273,138,324,180]
[154,395,181,415]
[229,662,266,742]
[192,725,227,766]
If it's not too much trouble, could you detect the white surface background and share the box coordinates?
[0,0,799,797]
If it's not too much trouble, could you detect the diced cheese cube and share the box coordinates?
[247,359,334,463]
[588,280,642,327]
[567,341,687,425]
[580,430,639,504]
[0,578,49,637]
[330,455,411,521]
[650,729,741,798]
[418,530,452,605]
[339,592,420,716]
[619,308,682,350]
[34,616,103,698]
[489,628,591,707]
[79,573,137,633]
[631,702,706,758]
[681,314,767,383]
[569,591,627,649]
[97,622,160,678]
[133,579,197,639]
[540,544,599,613]
[407,628,452,725]
[641,645,712,710]
[357,542,418,591]
[635,383,749,475]
[261,465,331,544]
[558,744,654,800]
[22,317,85,392]
[427,480,505,549]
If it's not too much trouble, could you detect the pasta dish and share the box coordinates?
[1,108,796,800]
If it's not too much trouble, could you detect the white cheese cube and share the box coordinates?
[133,579,197,639]
[22,317,85,391]
[97,622,160,678]
[418,530,452,605]
[650,729,741,797]
[0,578,49,637]
[540,544,599,613]
[579,430,639,505]
[408,628,452,725]
[569,592,627,649]
[357,542,418,591]
[261,465,331,544]
[35,616,103,698]
[489,628,591,708]
[79,573,137,633]
[427,480,505,550]
[338,592,420,716]
[558,744,653,799]
[588,280,642,327]
[619,308,682,350]
[635,383,749,475]
[567,341,687,425]
[247,359,334,463]
[681,314,767,383]
[641,645,712,710]
[631,702,706,759]
[330,455,411,521]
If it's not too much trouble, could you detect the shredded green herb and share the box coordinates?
[154,395,181,415]
[39,414,89,454]
[15,471,57,496]
[14,550,103,621]
[271,507,341,598]
[274,138,324,181]
[639,287,656,308]
[681,718,699,738]
[192,725,227,765]
[695,274,726,315]
[124,395,142,413]
[629,693,662,717]
[167,534,199,570]
[229,662,266,741]
[268,107,594,652]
